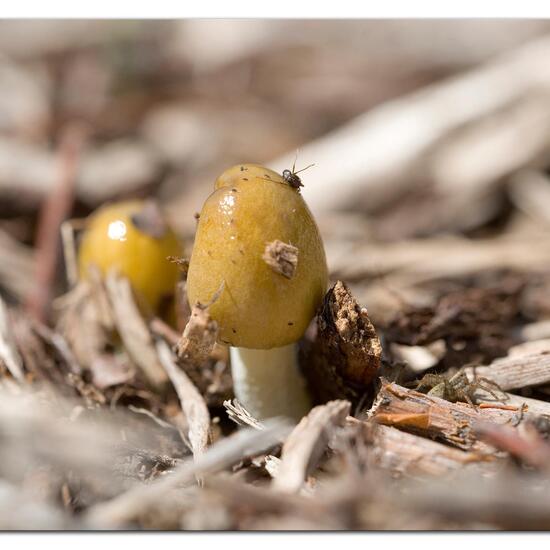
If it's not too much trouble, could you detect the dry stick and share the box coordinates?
[273,400,351,493]
[464,351,550,392]
[368,381,517,453]
[85,420,291,529]
[270,35,550,215]
[26,124,87,322]
[0,297,24,382]
[104,274,168,390]
[156,339,210,460]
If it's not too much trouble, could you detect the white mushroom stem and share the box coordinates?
[229,343,311,421]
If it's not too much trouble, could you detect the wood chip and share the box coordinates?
[368,423,496,477]
[105,273,168,390]
[369,380,518,452]
[157,339,210,461]
[301,281,381,404]
[262,240,298,279]
[176,303,218,365]
[273,400,351,493]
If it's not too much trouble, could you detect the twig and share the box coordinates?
[26,124,87,322]
[156,339,210,460]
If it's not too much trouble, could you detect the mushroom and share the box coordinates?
[187,164,328,420]
[78,199,183,316]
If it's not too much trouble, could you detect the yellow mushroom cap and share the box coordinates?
[78,200,183,313]
[187,164,328,349]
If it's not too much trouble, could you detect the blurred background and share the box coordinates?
[3,19,550,323]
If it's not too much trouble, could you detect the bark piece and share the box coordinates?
[301,281,382,404]
[262,240,298,279]
[273,400,351,493]
[364,422,496,477]
[369,380,518,452]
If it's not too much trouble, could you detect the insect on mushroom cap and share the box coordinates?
[78,199,183,313]
[187,163,328,349]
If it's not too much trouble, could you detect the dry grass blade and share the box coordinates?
[105,273,168,390]
[224,399,265,430]
[0,297,24,382]
[273,400,351,493]
[156,339,210,460]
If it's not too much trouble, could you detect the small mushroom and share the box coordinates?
[187,164,328,420]
[78,199,183,315]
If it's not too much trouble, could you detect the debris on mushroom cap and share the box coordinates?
[187,164,328,349]
[262,240,298,279]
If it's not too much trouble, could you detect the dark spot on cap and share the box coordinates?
[288,322,294,326]
[232,328,237,334]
